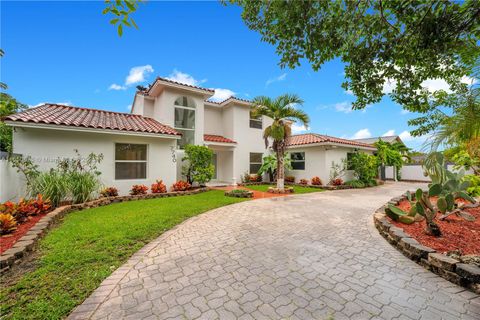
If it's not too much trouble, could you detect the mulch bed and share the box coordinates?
[0,213,47,254]
[389,198,480,255]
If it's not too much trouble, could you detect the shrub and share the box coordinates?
[241,171,251,183]
[311,176,322,185]
[225,189,253,198]
[130,185,148,195]
[100,187,118,197]
[172,180,191,191]
[58,151,103,204]
[32,194,51,215]
[349,152,378,184]
[181,145,214,185]
[299,179,309,185]
[0,213,17,235]
[285,176,295,183]
[15,198,36,222]
[332,178,344,186]
[249,174,262,182]
[0,201,16,215]
[463,174,480,197]
[344,180,365,188]
[30,169,69,208]
[151,180,167,193]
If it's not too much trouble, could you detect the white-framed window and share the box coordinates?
[249,111,262,129]
[115,143,147,180]
[291,152,305,170]
[249,152,263,174]
[174,96,196,148]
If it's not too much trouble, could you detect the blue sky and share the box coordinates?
[1,1,434,150]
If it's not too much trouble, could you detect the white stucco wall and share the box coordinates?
[11,127,177,196]
[0,159,26,202]
[204,106,224,136]
[286,146,373,184]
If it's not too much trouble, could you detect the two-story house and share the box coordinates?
[130,77,270,185]
[3,76,375,199]
[3,78,271,196]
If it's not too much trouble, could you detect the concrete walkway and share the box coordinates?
[69,182,480,320]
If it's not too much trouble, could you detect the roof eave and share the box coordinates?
[5,121,181,139]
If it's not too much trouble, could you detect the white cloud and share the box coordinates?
[125,65,154,85]
[382,130,395,137]
[344,89,354,95]
[127,104,132,111]
[109,83,126,91]
[351,128,372,139]
[109,65,154,90]
[334,101,353,114]
[266,73,287,86]
[209,88,236,102]
[166,69,206,86]
[398,130,415,142]
[382,78,397,94]
[400,109,410,115]
[291,123,309,134]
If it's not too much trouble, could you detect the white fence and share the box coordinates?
[384,164,474,182]
[0,159,26,202]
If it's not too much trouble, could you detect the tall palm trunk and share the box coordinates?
[276,141,285,189]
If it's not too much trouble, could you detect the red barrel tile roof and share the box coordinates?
[286,133,375,149]
[5,104,180,136]
[204,134,237,144]
[148,76,215,94]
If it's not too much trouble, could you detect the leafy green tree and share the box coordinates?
[0,49,7,90]
[374,139,409,180]
[103,0,142,36]
[181,145,215,186]
[0,93,28,152]
[251,94,309,190]
[226,0,479,113]
[258,153,292,182]
[349,152,378,184]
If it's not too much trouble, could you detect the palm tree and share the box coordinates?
[251,94,309,190]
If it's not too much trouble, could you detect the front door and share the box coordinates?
[212,153,217,180]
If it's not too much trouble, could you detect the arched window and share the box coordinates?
[174,96,196,108]
[174,96,196,148]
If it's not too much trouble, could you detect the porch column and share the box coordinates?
[232,149,237,186]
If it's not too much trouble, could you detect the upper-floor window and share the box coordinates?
[249,111,262,129]
[115,143,147,180]
[291,152,305,170]
[174,96,195,148]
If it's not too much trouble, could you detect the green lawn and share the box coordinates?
[245,184,325,194]
[0,190,248,320]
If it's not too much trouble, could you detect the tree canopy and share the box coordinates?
[0,93,28,152]
[226,0,480,116]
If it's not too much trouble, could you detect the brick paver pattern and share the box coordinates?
[69,182,480,320]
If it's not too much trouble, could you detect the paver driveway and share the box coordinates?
[70,182,480,320]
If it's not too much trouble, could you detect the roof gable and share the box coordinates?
[286,133,375,149]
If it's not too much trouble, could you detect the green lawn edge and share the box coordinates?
[244,184,325,194]
[0,190,248,320]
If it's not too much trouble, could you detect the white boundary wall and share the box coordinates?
[0,159,26,202]
[385,164,474,182]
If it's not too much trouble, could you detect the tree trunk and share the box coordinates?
[276,143,285,190]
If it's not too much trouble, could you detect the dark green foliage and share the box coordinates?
[182,145,215,186]
[227,0,479,113]
[348,152,378,184]
[0,93,28,152]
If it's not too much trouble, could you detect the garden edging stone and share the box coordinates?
[0,188,209,273]
[373,193,480,294]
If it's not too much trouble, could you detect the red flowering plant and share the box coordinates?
[172,180,191,191]
[299,179,309,185]
[311,176,322,185]
[332,178,344,186]
[151,180,167,193]
[100,187,119,197]
[130,184,148,195]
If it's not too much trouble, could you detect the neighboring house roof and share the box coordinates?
[355,135,404,146]
[5,104,180,136]
[286,133,376,149]
[203,134,237,144]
